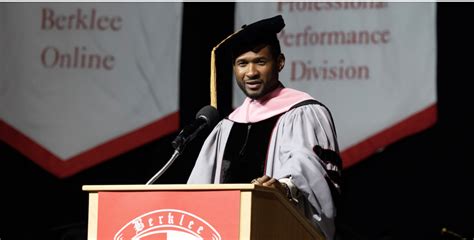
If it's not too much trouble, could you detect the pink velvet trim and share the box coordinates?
[228,87,314,123]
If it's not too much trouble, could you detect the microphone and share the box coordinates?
[146,105,219,185]
[171,105,219,153]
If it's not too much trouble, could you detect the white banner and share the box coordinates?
[234,2,437,167]
[0,3,182,177]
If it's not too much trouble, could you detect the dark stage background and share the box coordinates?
[1,3,473,240]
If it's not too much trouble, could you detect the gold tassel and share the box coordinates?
[209,29,242,109]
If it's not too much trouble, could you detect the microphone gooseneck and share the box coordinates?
[146,105,219,185]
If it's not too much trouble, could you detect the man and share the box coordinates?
[187,15,342,240]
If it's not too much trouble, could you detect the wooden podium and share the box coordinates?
[83,184,325,240]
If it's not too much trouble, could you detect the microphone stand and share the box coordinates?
[146,149,181,185]
[145,105,218,185]
[145,137,189,185]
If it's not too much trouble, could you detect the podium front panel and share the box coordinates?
[97,190,240,240]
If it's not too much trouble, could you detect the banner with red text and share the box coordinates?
[234,2,437,167]
[0,3,182,177]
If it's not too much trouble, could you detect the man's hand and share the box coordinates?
[251,175,288,198]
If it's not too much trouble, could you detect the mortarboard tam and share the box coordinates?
[210,15,285,109]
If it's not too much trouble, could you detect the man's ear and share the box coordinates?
[277,54,285,72]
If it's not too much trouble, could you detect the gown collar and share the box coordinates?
[228,84,314,123]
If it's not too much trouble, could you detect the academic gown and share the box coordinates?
[187,85,342,240]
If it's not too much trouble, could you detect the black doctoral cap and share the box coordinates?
[209,15,285,109]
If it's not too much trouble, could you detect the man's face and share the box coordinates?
[233,45,284,99]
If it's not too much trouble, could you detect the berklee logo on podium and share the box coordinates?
[114,209,221,240]
[97,191,240,239]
